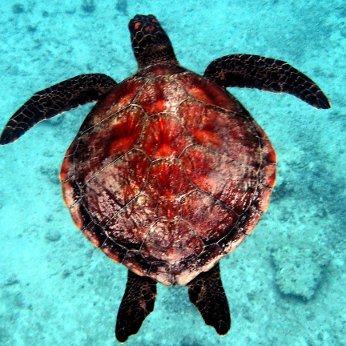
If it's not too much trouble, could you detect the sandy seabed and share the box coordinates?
[0,1,345,345]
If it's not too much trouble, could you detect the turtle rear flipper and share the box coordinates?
[116,270,157,343]
[0,74,117,144]
[204,54,331,109]
[187,263,231,335]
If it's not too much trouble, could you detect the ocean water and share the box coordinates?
[0,1,345,345]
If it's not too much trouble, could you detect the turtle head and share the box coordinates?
[129,14,178,69]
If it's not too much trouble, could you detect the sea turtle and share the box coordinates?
[0,14,330,342]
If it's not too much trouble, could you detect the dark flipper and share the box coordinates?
[187,263,230,335]
[204,54,331,109]
[0,74,117,144]
[115,270,157,343]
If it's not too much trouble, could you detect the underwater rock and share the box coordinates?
[45,229,62,242]
[270,178,295,203]
[46,115,64,127]
[12,3,25,14]
[271,244,329,300]
[2,275,20,287]
[116,0,128,16]
[39,166,60,185]
[81,0,96,13]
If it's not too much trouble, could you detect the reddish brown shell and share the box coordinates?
[60,63,276,285]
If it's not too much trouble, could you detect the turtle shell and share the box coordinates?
[60,63,276,285]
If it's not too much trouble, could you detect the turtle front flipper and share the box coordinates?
[0,74,117,144]
[187,263,230,335]
[115,270,157,343]
[204,54,331,109]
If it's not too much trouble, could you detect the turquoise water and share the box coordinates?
[0,1,345,345]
